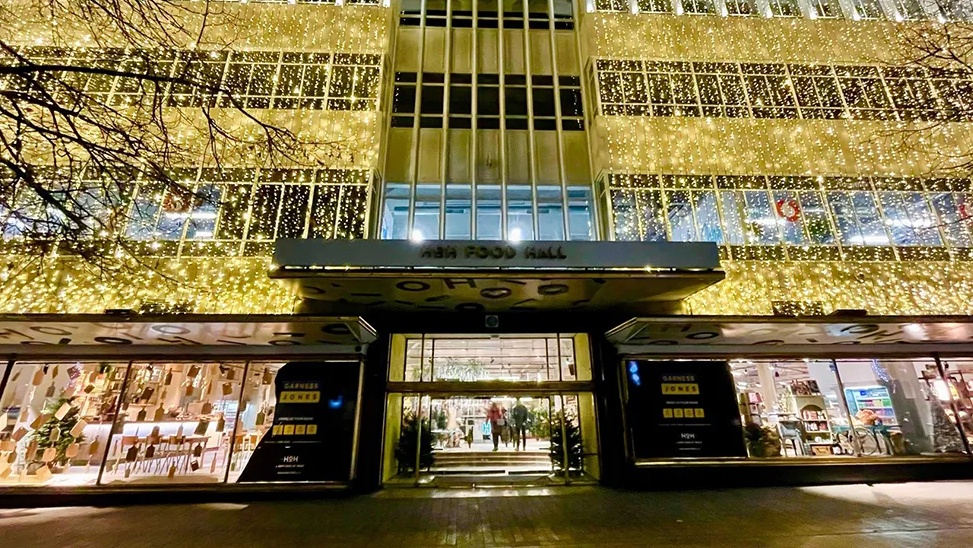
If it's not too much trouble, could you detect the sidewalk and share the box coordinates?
[2,482,972,547]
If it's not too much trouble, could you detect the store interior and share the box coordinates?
[0,361,283,487]
[384,391,598,485]
[731,358,971,458]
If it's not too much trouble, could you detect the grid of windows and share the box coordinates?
[1,48,382,111]
[592,0,949,19]
[609,174,973,260]
[1,168,372,257]
[392,72,584,130]
[124,168,370,256]
[380,181,595,241]
[595,60,973,122]
[400,0,575,29]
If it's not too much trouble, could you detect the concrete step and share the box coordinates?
[427,473,554,487]
[432,451,551,465]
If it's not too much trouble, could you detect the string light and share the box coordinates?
[5,7,973,319]
[1,4,388,315]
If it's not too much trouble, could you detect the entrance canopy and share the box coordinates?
[607,316,973,356]
[0,314,376,357]
[271,239,723,312]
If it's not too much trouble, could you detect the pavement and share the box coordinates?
[1,482,973,547]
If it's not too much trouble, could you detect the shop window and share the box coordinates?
[100,362,245,485]
[0,362,129,487]
[226,363,282,482]
[731,360,849,458]
[938,359,973,445]
[836,360,965,456]
[625,360,748,459]
[731,359,969,459]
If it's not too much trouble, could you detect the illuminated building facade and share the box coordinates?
[1,0,973,494]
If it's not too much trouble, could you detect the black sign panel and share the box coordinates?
[625,360,746,459]
[238,361,361,482]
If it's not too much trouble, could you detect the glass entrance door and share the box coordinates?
[381,334,599,486]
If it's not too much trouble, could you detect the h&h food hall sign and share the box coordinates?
[273,239,721,270]
[420,244,568,261]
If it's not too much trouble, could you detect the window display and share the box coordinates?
[100,362,246,484]
[731,360,848,458]
[729,358,969,459]
[226,362,281,482]
[936,359,973,450]
[0,361,129,486]
[0,359,310,487]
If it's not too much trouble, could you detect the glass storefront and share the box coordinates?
[0,359,357,487]
[622,357,972,462]
[390,334,589,383]
[382,334,600,486]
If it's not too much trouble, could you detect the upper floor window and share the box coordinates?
[607,174,971,257]
[379,181,595,241]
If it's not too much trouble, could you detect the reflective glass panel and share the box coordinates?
[381,183,411,240]
[537,186,565,240]
[445,184,472,239]
[476,185,502,239]
[506,185,534,241]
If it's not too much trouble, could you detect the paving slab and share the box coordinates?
[1,482,972,547]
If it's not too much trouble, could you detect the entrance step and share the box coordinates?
[427,473,554,488]
[432,451,551,466]
[430,451,552,474]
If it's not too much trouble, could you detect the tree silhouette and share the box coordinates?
[0,1,348,280]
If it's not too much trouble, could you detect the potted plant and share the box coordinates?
[744,422,781,458]
[550,411,584,473]
[395,412,434,474]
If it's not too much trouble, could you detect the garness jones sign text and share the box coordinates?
[420,244,568,260]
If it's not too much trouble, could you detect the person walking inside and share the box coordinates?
[512,398,529,451]
[486,401,504,451]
